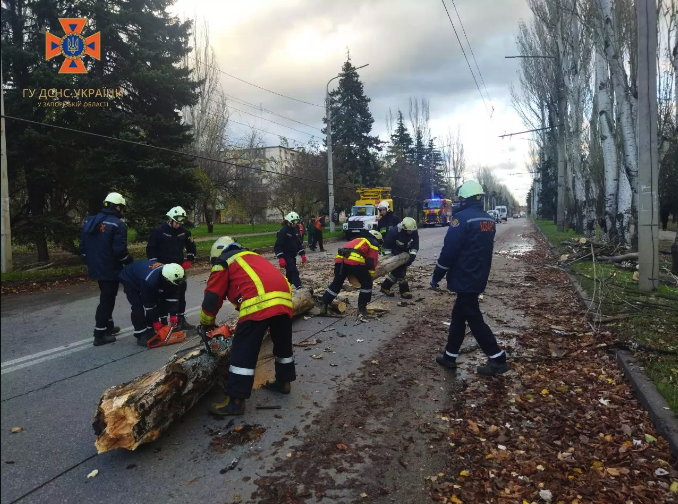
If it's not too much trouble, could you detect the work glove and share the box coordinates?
[278,258,287,268]
[301,255,307,264]
[430,277,439,290]
[407,253,416,266]
[197,323,216,336]
[181,261,192,270]
[152,321,164,332]
[169,315,178,327]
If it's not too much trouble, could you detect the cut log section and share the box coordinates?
[93,287,314,454]
[330,300,347,314]
[347,252,410,288]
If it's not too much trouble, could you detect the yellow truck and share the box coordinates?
[342,187,393,239]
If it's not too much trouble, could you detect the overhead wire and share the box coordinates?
[439,0,492,119]
[227,104,319,137]
[223,92,322,131]
[448,0,493,117]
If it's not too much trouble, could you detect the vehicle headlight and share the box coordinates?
[342,223,347,230]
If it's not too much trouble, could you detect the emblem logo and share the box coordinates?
[45,18,100,74]
[451,219,460,227]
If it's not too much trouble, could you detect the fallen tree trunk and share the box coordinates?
[93,287,314,454]
[347,252,410,288]
[597,252,639,263]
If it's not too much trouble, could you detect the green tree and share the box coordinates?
[323,55,382,188]
[2,0,200,259]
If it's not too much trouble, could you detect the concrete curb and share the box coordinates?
[530,219,678,459]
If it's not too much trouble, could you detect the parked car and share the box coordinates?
[487,209,500,223]
[495,206,508,222]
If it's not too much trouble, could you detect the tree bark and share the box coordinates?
[347,252,410,288]
[93,288,314,454]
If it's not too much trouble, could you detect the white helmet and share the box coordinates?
[167,206,187,223]
[104,192,126,207]
[162,263,185,285]
[377,200,390,211]
[285,211,300,225]
[369,229,384,245]
[401,217,417,231]
[210,236,242,260]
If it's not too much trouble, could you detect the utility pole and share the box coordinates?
[636,0,659,291]
[1,61,12,273]
[325,63,368,234]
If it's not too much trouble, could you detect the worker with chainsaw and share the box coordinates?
[319,229,383,317]
[376,200,401,236]
[379,217,419,300]
[274,211,307,290]
[118,260,186,347]
[79,192,134,347]
[146,206,197,330]
[199,236,296,416]
[431,180,509,376]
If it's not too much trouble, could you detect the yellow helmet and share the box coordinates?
[210,236,241,260]
[401,217,417,231]
[104,192,126,207]
[162,263,185,285]
[167,206,187,223]
[369,229,384,244]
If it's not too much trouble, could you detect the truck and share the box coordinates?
[422,198,453,227]
[342,187,393,240]
[495,205,508,222]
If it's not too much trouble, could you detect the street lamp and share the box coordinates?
[326,63,369,233]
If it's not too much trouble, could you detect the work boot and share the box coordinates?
[105,324,121,336]
[136,328,154,348]
[263,380,291,395]
[358,306,368,316]
[380,287,395,297]
[319,304,328,316]
[400,292,413,300]
[477,358,510,376]
[209,396,245,416]
[93,332,116,347]
[436,354,457,369]
[177,315,195,331]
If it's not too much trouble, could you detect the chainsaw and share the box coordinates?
[170,323,234,359]
[147,323,186,349]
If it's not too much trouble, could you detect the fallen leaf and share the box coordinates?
[450,496,462,504]
[670,481,678,492]
[286,452,292,458]
[541,389,549,396]
[336,443,348,451]
[460,470,469,477]
[539,489,553,502]
[655,468,669,477]
[621,425,632,436]
[606,468,620,476]
[87,469,98,478]
[360,492,367,498]
[498,445,507,451]
[10,427,23,434]
[536,465,545,471]
[311,354,323,359]
[645,434,658,443]
[234,425,243,432]
[370,360,379,365]
[467,420,480,434]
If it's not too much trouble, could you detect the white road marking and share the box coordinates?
[1,307,201,375]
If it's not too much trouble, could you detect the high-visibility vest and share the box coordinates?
[334,237,380,276]
[200,251,293,324]
[315,216,323,231]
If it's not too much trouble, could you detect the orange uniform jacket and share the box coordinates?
[334,237,380,277]
[200,250,293,325]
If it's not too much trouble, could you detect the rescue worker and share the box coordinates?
[319,230,383,317]
[306,214,316,249]
[274,211,307,290]
[146,206,197,330]
[118,261,186,347]
[660,206,670,232]
[431,181,509,376]
[379,217,419,299]
[200,236,296,416]
[311,212,326,251]
[376,200,401,236]
[79,192,134,346]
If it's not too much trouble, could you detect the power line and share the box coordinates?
[215,66,323,108]
[440,0,492,118]
[227,104,318,137]
[211,118,309,147]
[448,0,494,117]
[223,93,322,131]
[498,124,563,138]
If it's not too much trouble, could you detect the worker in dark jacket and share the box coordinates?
[306,214,316,248]
[380,217,419,299]
[377,200,401,235]
[274,211,307,290]
[431,181,509,376]
[660,206,670,232]
[319,230,383,317]
[119,260,186,347]
[79,192,134,346]
[146,206,196,330]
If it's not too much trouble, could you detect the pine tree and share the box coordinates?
[2,0,200,258]
[323,56,381,191]
[388,110,414,162]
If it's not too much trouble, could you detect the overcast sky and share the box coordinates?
[169,0,536,203]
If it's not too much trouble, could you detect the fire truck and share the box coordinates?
[343,187,393,239]
[422,198,453,227]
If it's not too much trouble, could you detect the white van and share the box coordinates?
[495,206,508,222]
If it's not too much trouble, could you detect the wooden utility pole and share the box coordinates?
[1,61,13,273]
[636,0,659,291]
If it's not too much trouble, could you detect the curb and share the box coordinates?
[530,219,678,459]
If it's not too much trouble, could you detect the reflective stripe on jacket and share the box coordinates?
[334,237,380,276]
[200,250,293,325]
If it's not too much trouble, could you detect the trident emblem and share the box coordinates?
[45,18,100,74]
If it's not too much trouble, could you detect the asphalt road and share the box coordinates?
[0,219,523,504]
